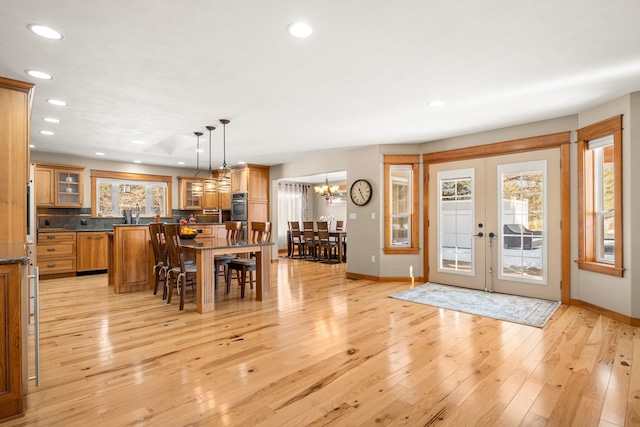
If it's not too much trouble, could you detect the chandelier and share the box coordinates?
[314,175,339,200]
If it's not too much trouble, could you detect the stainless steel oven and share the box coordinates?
[231,193,248,239]
[230,192,248,221]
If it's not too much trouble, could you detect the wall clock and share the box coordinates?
[350,179,373,206]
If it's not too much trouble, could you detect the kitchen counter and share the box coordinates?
[0,242,29,265]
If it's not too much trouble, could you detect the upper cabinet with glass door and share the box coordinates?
[34,163,85,207]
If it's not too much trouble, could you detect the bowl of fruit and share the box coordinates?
[179,226,198,239]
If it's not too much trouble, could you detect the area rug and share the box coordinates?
[390,283,560,328]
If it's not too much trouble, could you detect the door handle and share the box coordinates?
[488,232,496,238]
[473,232,484,237]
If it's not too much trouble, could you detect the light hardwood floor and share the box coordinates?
[9,258,640,426]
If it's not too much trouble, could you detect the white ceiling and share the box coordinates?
[2,1,640,171]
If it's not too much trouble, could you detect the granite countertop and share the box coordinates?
[0,243,29,265]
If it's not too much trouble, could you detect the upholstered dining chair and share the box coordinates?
[163,223,197,311]
[149,222,168,299]
[227,222,271,298]
[214,221,243,290]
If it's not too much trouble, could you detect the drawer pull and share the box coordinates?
[47,248,56,252]
[47,264,56,268]
[88,236,104,239]
[47,235,56,239]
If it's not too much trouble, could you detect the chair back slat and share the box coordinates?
[163,223,187,271]
[149,223,166,265]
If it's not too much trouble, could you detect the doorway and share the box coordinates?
[427,148,562,301]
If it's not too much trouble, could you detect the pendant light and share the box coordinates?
[218,119,231,193]
[192,131,204,197]
[203,125,217,194]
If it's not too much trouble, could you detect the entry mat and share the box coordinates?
[390,283,561,328]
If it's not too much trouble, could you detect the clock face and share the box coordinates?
[350,179,372,206]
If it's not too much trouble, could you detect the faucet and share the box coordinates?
[135,204,140,224]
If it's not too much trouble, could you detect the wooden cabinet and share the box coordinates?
[177,176,202,210]
[230,164,270,237]
[37,231,77,276]
[230,164,269,200]
[34,163,85,207]
[0,77,32,244]
[77,232,109,272]
[0,77,33,421]
[179,175,232,210]
[110,225,151,293]
[0,259,27,420]
[190,224,226,238]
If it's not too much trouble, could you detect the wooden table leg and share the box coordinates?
[255,247,270,301]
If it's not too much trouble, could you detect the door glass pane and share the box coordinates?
[499,161,546,284]
[438,169,474,275]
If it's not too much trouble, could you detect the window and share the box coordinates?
[90,170,173,218]
[384,155,419,254]
[576,115,623,277]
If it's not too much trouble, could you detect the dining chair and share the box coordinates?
[227,222,271,298]
[214,221,243,290]
[317,228,338,262]
[163,223,197,311]
[316,221,328,231]
[289,227,305,258]
[333,220,347,261]
[303,229,318,259]
[302,221,315,232]
[149,222,168,299]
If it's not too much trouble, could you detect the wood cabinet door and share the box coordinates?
[77,232,109,271]
[35,166,55,207]
[178,177,203,210]
[0,263,25,419]
[55,169,83,207]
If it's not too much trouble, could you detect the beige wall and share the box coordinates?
[271,93,640,319]
[574,94,635,317]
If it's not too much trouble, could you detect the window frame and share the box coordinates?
[384,155,420,254]
[576,115,624,277]
[90,170,173,219]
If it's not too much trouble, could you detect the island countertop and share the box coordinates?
[0,243,29,265]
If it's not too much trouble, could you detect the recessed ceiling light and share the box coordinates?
[27,24,64,40]
[132,140,145,145]
[44,117,60,123]
[177,161,185,165]
[47,99,67,106]
[428,100,445,107]
[287,22,313,38]
[238,161,246,165]
[133,160,142,164]
[26,70,53,80]
[196,149,204,153]
[95,152,105,156]
[40,130,54,135]
[30,144,35,148]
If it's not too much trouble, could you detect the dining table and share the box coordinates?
[287,230,347,263]
[180,237,274,313]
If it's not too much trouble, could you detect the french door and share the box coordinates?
[428,149,561,301]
